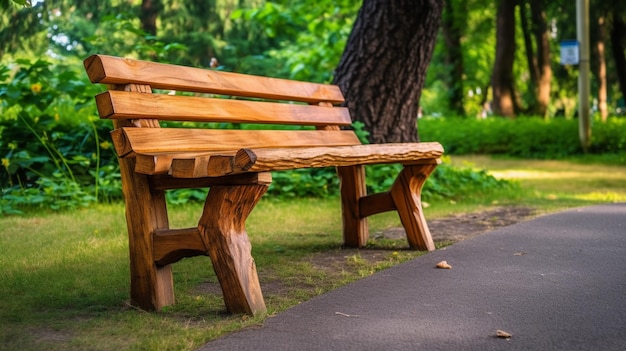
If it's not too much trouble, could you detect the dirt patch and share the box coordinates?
[381,206,537,243]
[308,206,537,272]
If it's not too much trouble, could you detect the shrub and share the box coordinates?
[419,116,626,159]
[0,58,120,213]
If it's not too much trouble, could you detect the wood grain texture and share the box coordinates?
[148,172,272,191]
[198,185,268,316]
[390,162,440,251]
[113,128,361,157]
[96,91,352,126]
[152,228,208,266]
[121,83,160,128]
[359,192,396,218]
[116,153,175,310]
[112,93,175,311]
[233,143,443,172]
[84,54,345,104]
[337,165,368,248]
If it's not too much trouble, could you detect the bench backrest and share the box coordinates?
[84,55,361,158]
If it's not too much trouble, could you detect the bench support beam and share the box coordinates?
[338,165,369,248]
[390,163,439,251]
[198,184,268,316]
[119,156,176,311]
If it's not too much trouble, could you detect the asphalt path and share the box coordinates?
[198,203,626,351]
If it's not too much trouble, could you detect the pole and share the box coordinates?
[577,0,591,151]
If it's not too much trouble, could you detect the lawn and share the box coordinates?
[1,156,625,351]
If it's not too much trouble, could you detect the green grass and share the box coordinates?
[1,156,625,350]
[449,155,626,212]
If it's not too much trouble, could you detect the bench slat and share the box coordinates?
[166,143,444,178]
[113,127,362,157]
[96,91,352,126]
[84,55,345,104]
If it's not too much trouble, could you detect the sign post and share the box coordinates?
[577,0,591,152]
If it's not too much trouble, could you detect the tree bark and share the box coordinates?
[491,0,517,118]
[596,15,608,121]
[333,0,444,143]
[140,0,161,36]
[610,14,626,109]
[520,2,538,86]
[441,0,466,116]
[530,0,551,117]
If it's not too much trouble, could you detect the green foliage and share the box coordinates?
[80,13,188,62]
[420,116,626,159]
[230,0,359,82]
[0,58,120,213]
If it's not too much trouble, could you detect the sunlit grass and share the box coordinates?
[450,155,626,208]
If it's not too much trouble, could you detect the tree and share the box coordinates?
[491,0,518,117]
[520,0,552,117]
[595,14,608,121]
[611,13,626,105]
[140,0,162,36]
[333,0,444,143]
[441,0,466,116]
[0,0,47,60]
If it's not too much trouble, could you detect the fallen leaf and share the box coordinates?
[335,312,359,318]
[513,252,527,256]
[436,260,452,269]
[496,330,512,338]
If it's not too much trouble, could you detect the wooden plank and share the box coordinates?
[121,84,160,128]
[337,165,369,248]
[148,172,272,191]
[153,228,208,266]
[359,192,396,218]
[135,152,223,175]
[113,128,361,157]
[95,91,352,126]
[165,143,442,178]
[230,143,444,173]
[84,54,345,104]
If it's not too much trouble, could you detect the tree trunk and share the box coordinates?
[530,0,551,118]
[520,2,538,85]
[441,0,466,116]
[596,15,608,121]
[333,0,444,143]
[611,14,626,109]
[491,0,517,118]
[140,0,161,36]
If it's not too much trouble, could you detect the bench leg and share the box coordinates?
[338,165,369,248]
[119,158,175,311]
[390,164,437,251]
[198,184,268,316]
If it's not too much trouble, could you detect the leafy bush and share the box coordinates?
[419,116,626,159]
[263,160,513,202]
[0,58,120,213]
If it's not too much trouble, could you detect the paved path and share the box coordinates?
[199,203,626,350]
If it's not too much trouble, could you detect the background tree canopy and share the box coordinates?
[2,0,625,119]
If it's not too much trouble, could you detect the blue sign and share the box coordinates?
[560,40,579,65]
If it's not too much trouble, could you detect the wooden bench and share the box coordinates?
[83,54,444,317]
